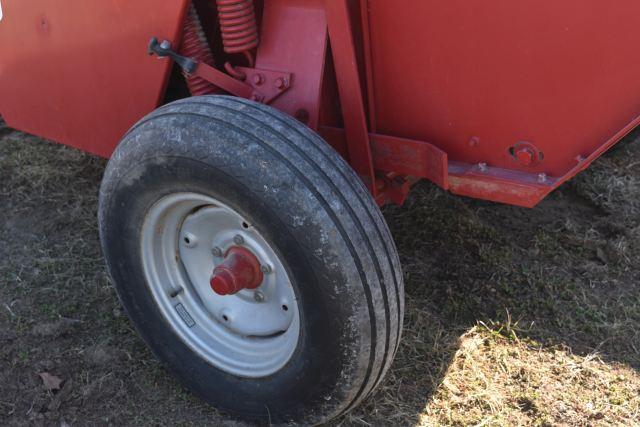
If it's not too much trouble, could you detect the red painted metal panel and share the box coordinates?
[0,0,189,158]
[364,1,640,204]
[1,0,637,208]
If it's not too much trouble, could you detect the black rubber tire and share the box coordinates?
[98,96,404,425]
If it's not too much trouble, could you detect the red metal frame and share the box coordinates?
[324,0,376,193]
[319,126,448,190]
[1,0,639,208]
[255,0,328,130]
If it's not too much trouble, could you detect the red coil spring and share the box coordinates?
[216,0,259,55]
[179,4,221,96]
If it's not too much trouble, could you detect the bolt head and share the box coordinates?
[478,162,488,172]
[295,109,310,124]
[515,147,535,166]
[538,173,547,183]
[252,74,264,85]
[160,40,171,50]
[233,234,245,245]
[275,77,286,89]
[254,291,265,303]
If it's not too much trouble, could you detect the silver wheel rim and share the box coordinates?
[140,192,300,378]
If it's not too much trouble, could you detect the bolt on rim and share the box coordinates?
[140,192,300,378]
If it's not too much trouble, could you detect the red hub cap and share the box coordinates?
[210,246,264,296]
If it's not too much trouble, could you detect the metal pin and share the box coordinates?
[170,287,184,298]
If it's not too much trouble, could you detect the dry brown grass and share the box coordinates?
[2,117,640,426]
[422,327,639,426]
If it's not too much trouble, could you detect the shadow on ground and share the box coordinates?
[1,120,639,425]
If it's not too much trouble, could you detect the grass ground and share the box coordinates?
[1,118,639,426]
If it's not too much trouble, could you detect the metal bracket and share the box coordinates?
[235,67,292,105]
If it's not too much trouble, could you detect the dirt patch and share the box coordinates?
[1,118,640,425]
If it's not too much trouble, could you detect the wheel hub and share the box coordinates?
[141,193,300,378]
[210,246,264,295]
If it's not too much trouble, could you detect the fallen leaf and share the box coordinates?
[39,372,64,391]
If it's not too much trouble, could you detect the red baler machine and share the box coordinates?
[1,1,638,424]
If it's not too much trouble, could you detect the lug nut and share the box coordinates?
[254,291,265,302]
[211,247,223,257]
[260,264,272,274]
[233,235,244,245]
